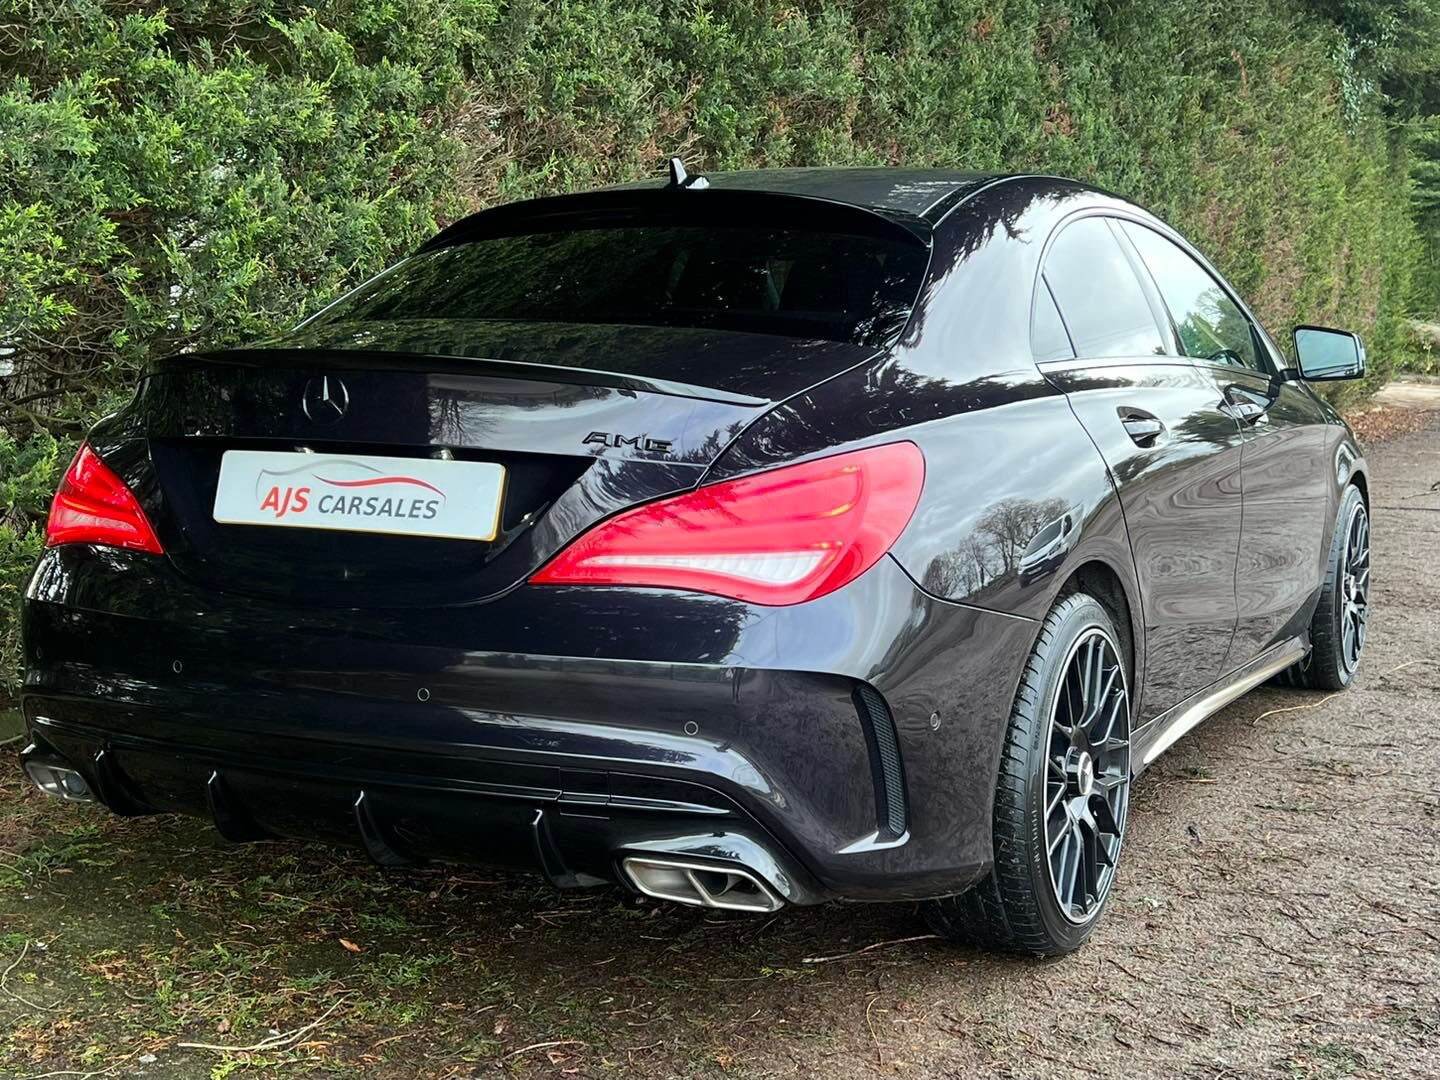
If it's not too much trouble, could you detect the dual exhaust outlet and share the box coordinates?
[23,757,93,803]
[23,750,787,914]
[621,855,785,913]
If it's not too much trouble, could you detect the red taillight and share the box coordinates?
[530,442,924,605]
[45,444,163,555]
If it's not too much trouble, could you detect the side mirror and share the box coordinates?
[1293,325,1366,381]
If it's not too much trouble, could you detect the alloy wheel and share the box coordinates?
[1045,627,1131,924]
[1340,502,1370,676]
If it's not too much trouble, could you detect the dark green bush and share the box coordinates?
[0,429,58,697]
[2,0,1438,700]
[0,0,488,697]
[1413,116,1440,316]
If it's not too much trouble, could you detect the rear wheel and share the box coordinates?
[924,592,1131,955]
[1283,486,1369,691]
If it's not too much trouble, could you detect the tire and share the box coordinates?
[924,591,1132,955]
[1282,485,1370,691]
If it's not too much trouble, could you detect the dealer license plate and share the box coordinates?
[213,450,505,541]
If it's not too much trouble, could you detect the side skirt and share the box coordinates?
[1133,636,1309,774]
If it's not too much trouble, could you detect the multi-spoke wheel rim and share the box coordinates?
[1340,502,1370,676]
[1045,627,1131,925]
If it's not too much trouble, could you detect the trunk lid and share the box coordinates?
[278,318,876,404]
[131,340,829,608]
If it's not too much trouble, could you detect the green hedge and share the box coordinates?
[2,0,1437,700]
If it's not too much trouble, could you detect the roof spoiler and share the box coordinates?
[421,183,933,253]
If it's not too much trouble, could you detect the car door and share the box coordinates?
[1035,214,1244,726]
[1117,221,1332,668]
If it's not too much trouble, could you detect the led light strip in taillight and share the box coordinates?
[586,551,827,585]
[529,442,924,606]
[45,443,164,555]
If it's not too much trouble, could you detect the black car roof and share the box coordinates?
[422,169,1062,254]
[602,168,1008,222]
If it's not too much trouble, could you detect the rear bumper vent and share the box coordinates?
[854,685,907,838]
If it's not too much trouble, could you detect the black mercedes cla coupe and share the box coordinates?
[20,164,1372,954]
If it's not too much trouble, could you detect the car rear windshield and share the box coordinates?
[313,223,928,346]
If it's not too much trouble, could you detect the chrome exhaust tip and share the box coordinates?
[23,758,94,803]
[621,856,784,913]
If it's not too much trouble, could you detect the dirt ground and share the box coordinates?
[2,411,1437,1080]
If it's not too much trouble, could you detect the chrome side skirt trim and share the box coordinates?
[1137,637,1308,769]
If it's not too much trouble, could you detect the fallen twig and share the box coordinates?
[1104,955,1153,984]
[1,941,59,1013]
[177,993,352,1054]
[26,1044,150,1080]
[802,933,940,964]
[501,1039,587,1060]
[1248,692,1342,727]
[1377,659,1427,679]
[865,994,883,1067]
[1249,660,1428,728]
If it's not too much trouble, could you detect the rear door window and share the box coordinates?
[1041,217,1166,360]
[1119,222,1264,373]
[1031,281,1075,362]
[312,224,927,347]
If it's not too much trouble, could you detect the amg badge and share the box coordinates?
[583,431,674,454]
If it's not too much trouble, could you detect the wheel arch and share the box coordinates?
[1349,466,1369,508]
[1053,558,1142,698]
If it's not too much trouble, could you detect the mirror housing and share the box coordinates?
[1293,325,1366,381]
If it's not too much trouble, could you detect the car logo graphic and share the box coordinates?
[250,458,447,520]
[301,375,349,424]
[252,458,445,501]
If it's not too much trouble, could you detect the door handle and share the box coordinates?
[1119,411,1165,446]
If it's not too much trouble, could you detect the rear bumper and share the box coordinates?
[21,711,824,904]
[20,545,1039,903]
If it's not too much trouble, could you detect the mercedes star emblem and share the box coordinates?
[301,375,350,425]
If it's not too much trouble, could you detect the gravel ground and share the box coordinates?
[1,414,1437,1079]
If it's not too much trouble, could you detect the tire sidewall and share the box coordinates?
[1018,596,1128,951]
[1319,487,1368,688]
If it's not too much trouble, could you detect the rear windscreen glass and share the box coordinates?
[313,225,927,346]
